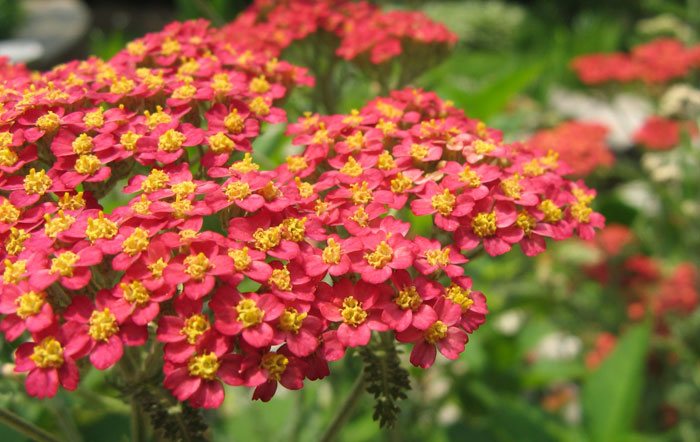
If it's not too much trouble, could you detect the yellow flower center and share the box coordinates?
[523,159,545,177]
[50,251,79,277]
[473,140,495,155]
[15,291,45,319]
[172,83,196,100]
[259,181,281,201]
[0,131,12,148]
[0,147,18,166]
[132,195,151,215]
[268,267,292,291]
[340,156,363,177]
[249,75,270,94]
[249,97,270,116]
[281,217,307,242]
[342,109,363,126]
[500,174,522,199]
[459,165,482,187]
[110,77,135,95]
[377,150,397,170]
[85,211,118,242]
[340,296,367,326]
[425,321,448,344]
[425,247,450,268]
[141,169,170,193]
[36,111,60,133]
[161,38,181,56]
[350,181,373,205]
[472,211,497,238]
[538,199,562,223]
[3,259,26,284]
[364,240,394,269]
[295,177,313,198]
[236,298,264,327]
[278,307,307,334]
[72,133,94,154]
[74,154,101,175]
[148,258,168,278]
[144,106,171,128]
[228,247,252,272]
[23,168,52,195]
[223,181,250,201]
[350,206,369,227]
[253,226,281,252]
[5,227,29,255]
[410,143,429,161]
[158,129,186,152]
[312,126,330,144]
[88,308,119,341]
[170,196,192,218]
[58,192,86,210]
[184,253,210,280]
[445,284,474,311]
[211,73,232,94]
[322,238,341,264]
[395,286,421,310]
[187,352,220,380]
[261,353,288,381]
[121,280,150,306]
[122,228,150,255]
[286,155,308,173]
[571,201,592,223]
[377,119,397,136]
[30,337,64,368]
[171,181,196,198]
[541,150,559,169]
[390,173,413,194]
[345,131,364,151]
[516,211,536,235]
[431,189,456,216]
[208,132,234,153]
[224,109,245,134]
[0,200,20,223]
[230,153,260,173]
[181,314,210,344]
[83,109,105,129]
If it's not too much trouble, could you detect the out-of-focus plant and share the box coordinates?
[0,0,22,40]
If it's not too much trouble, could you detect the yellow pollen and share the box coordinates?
[395,286,421,310]
[431,189,456,216]
[143,106,171,129]
[23,168,52,195]
[181,314,210,344]
[236,298,264,327]
[349,182,373,205]
[0,131,12,148]
[122,227,149,256]
[340,296,367,326]
[5,227,29,255]
[342,109,363,126]
[473,140,495,155]
[184,253,210,280]
[110,76,135,95]
[50,251,79,277]
[425,321,448,344]
[295,177,314,198]
[538,199,562,223]
[211,73,232,94]
[127,40,146,56]
[0,147,18,166]
[3,259,26,284]
[230,153,260,173]
[444,284,475,311]
[148,258,168,278]
[364,241,393,269]
[120,131,141,151]
[74,154,101,175]
[249,97,270,116]
[83,108,104,129]
[410,143,429,161]
[340,156,363,177]
[390,173,413,194]
[178,58,199,75]
[188,352,220,380]
[472,212,497,237]
[179,229,198,241]
[36,111,60,133]
[500,174,522,199]
[459,165,481,187]
[261,353,288,381]
[350,206,369,227]
[15,291,45,319]
[278,308,306,334]
[224,109,245,134]
[541,150,559,169]
[88,308,119,341]
[268,267,292,291]
[571,201,592,223]
[253,226,281,252]
[161,38,181,56]
[249,75,270,94]
[516,211,536,235]
[228,247,252,271]
[141,169,169,193]
[345,131,364,151]
[120,280,150,306]
[286,155,308,173]
[208,132,234,153]
[523,159,545,177]
[85,211,118,242]
[259,181,281,201]
[0,200,20,224]
[171,181,196,197]
[425,247,450,268]
[172,83,196,100]
[377,119,396,136]
[30,337,64,368]
[322,238,341,264]
[158,129,186,152]
[314,199,328,216]
[281,217,306,242]
[376,101,402,119]
[132,195,152,215]
[377,150,397,170]
[225,181,251,201]
[312,126,330,144]
[58,192,86,210]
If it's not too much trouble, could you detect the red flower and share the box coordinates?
[350,231,415,283]
[210,288,284,348]
[634,116,680,151]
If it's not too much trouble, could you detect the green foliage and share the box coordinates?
[0,0,22,39]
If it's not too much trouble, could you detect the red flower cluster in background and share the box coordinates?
[223,0,457,64]
[0,4,601,409]
[525,121,614,177]
[634,116,698,151]
[571,38,700,85]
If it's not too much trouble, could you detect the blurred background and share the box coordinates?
[1,0,700,441]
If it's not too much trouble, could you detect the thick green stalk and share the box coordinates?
[318,368,367,442]
[0,407,62,442]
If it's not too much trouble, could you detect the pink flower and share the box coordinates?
[410,181,473,231]
[0,281,54,340]
[350,231,415,283]
[210,288,283,348]
[164,241,233,299]
[413,236,467,277]
[380,270,441,332]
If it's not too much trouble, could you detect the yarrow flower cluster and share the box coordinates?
[0,10,602,410]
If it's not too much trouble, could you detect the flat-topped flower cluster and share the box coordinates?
[0,8,602,410]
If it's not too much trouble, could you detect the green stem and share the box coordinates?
[318,368,366,442]
[0,408,62,442]
[130,402,147,442]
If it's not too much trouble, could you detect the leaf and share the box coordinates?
[582,322,651,442]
